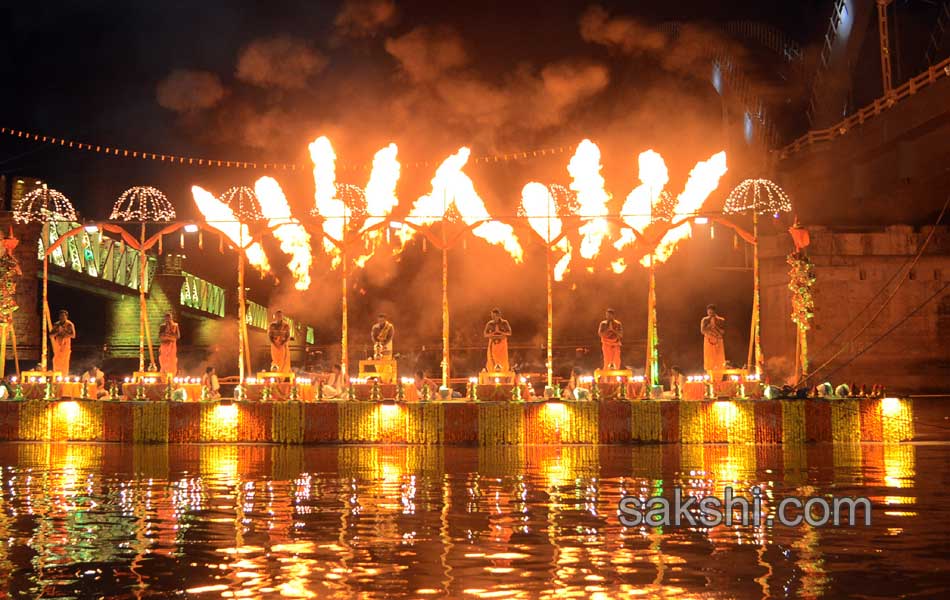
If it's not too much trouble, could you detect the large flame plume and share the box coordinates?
[520,182,572,281]
[614,150,670,252]
[191,186,271,273]
[402,147,523,262]
[355,143,401,268]
[254,176,313,290]
[568,140,611,260]
[645,151,727,266]
[309,136,350,268]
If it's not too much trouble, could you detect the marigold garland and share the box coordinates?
[133,402,169,443]
[679,401,706,444]
[478,403,525,446]
[781,401,806,443]
[882,398,914,442]
[630,401,662,442]
[19,400,50,440]
[272,402,304,444]
[831,399,862,443]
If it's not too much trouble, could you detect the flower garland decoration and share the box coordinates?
[0,237,21,324]
[787,252,816,328]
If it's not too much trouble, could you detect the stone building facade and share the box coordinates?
[760,225,950,393]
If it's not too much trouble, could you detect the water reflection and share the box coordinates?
[0,442,944,598]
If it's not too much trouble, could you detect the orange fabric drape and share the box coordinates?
[50,336,71,374]
[159,341,177,376]
[271,343,291,373]
[601,342,621,370]
[486,339,510,372]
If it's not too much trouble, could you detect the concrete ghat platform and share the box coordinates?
[0,398,916,444]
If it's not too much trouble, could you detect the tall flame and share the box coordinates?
[645,151,727,266]
[309,136,350,268]
[520,182,571,281]
[568,140,611,260]
[615,150,670,251]
[191,186,271,273]
[355,143,401,268]
[403,148,523,262]
[254,177,312,290]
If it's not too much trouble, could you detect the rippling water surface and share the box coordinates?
[0,442,947,598]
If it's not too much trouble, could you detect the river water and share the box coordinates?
[0,442,946,598]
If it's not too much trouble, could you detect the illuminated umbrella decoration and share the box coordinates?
[219,185,264,381]
[110,186,176,373]
[13,186,77,371]
[724,179,793,375]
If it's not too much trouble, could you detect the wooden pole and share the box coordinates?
[748,211,762,375]
[0,324,6,378]
[645,254,658,396]
[441,242,450,387]
[546,246,553,387]
[139,223,146,371]
[11,322,18,377]
[238,252,246,382]
[41,249,48,370]
[341,239,348,380]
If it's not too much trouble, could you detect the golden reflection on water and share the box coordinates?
[0,441,941,598]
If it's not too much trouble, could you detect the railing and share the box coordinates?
[724,21,803,63]
[925,0,950,67]
[806,0,851,126]
[779,56,950,159]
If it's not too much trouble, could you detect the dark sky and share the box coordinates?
[0,0,828,216]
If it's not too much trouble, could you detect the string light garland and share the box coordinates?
[12,186,77,223]
[1,125,577,171]
[219,186,263,223]
[110,186,176,222]
[724,178,792,215]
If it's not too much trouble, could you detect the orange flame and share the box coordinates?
[308,136,349,268]
[520,182,571,280]
[402,147,523,262]
[615,150,669,251]
[644,151,727,266]
[191,186,271,273]
[254,177,312,290]
[355,143,401,268]
[568,140,611,260]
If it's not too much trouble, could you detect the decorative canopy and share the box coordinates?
[724,178,792,216]
[12,186,77,224]
[220,186,263,223]
[110,186,176,222]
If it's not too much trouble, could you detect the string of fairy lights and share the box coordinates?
[1,125,577,171]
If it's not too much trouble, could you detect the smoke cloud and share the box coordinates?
[335,0,399,38]
[236,36,328,89]
[385,25,468,82]
[156,69,226,112]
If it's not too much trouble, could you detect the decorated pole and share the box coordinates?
[746,210,763,375]
[644,252,659,396]
[441,241,450,387]
[237,250,246,381]
[341,225,349,379]
[42,250,49,370]
[138,222,147,371]
[725,179,792,378]
[545,246,553,387]
[110,187,175,373]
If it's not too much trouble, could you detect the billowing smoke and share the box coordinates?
[236,36,328,89]
[156,69,226,112]
[335,0,399,38]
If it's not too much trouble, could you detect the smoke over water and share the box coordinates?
[159,1,797,374]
